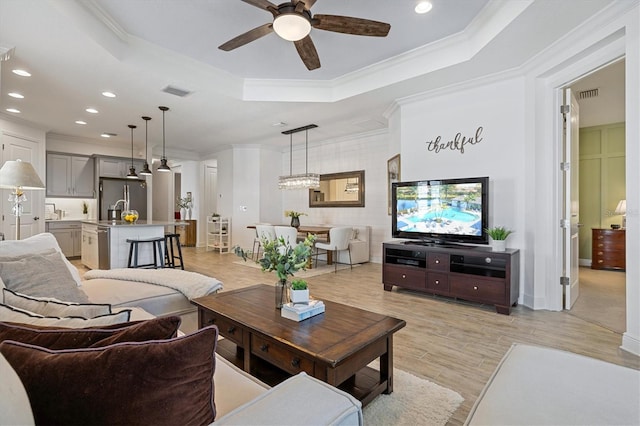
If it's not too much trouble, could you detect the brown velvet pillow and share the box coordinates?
[0,325,218,426]
[0,316,181,349]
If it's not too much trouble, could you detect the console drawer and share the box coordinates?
[251,334,314,376]
[428,253,449,271]
[450,275,505,304]
[383,264,426,289]
[426,272,449,294]
[199,310,244,346]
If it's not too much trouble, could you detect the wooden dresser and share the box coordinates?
[591,228,625,270]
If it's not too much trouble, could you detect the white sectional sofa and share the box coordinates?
[0,233,363,425]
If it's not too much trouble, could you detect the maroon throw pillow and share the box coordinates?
[0,316,181,349]
[0,325,218,426]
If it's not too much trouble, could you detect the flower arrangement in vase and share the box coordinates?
[234,234,315,308]
[285,210,307,228]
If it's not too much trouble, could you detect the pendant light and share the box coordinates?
[157,106,171,172]
[126,124,138,179]
[139,116,152,175]
[278,124,320,190]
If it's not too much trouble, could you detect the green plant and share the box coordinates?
[485,226,514,240]
[284,210,307,219]
[176,196,192,209]
[234,234,316,281]
[81,201,88,214]
[290,279,308,290]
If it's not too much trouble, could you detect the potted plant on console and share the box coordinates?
[485,226,514,252]
[234,234,315,308]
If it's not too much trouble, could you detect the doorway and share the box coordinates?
[565,59,626,326]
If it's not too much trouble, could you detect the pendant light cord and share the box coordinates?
[131,126,134,167]
[289,133,293,176]
[305,129,309,174]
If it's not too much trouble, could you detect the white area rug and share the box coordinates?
[233,260,358,278]
[363,368,464,426]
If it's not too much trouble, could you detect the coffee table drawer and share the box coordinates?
[200,310,244,346]
[251,335,314,376]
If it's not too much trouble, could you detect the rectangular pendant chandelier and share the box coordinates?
[278,124,320,190]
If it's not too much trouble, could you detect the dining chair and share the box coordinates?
[274,226,299,247]
[252,223,272,260]
[255,224,276,259]
[314,226,353,272]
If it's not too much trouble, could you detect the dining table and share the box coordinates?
[247,224,333,266]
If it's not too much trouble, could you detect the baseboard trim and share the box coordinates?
[621,332,640,356]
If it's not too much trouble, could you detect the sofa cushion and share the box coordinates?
[0,233,83,286]
[0,353,34,426]
[215,372,362,425]
[0,316,181,349]
[2,289,112,318]
[0,325,218,426]
[0,251,89,303]
[0,303,131,327]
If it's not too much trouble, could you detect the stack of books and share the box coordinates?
[281,300,325,322]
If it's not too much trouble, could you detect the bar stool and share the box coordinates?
[126,237,165,269]
[164,233,184,270]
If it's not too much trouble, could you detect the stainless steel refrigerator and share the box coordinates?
[99,178,148,220]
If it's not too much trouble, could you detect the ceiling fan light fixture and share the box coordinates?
[273,13,311,41]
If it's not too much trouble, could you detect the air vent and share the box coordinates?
[579,88,599,99]
[162,85,192,97]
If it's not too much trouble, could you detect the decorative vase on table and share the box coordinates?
[180,208,186,220]
[491,240,506,252]
[291,216,300,229]
[187,207,192,220]
[275,279,290,309]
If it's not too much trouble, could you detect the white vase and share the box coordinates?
[180,208,186,220]
[187,207,192,220]
[491,240,506,252]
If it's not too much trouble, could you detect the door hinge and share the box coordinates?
[560,162,570,171]
[560,104,571,114]
[560,219,570,228]
[560,276,570,286]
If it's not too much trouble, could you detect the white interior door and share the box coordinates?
[563,88,580,309]
[1,134,44,240]
[205,165,217,217]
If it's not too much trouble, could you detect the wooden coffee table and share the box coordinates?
[192,284,406,406]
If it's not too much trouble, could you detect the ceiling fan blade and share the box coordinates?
[241,0,278,12]
[218,23,274,51]
[294,36,320,70]
[313,14,391,37]
[292,0,317,10]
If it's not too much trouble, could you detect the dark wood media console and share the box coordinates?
[383,241,520,315]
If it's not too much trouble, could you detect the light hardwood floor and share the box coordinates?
[106,248,640,425]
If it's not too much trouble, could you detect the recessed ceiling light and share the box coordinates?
[102,91,116,98]
[86,108,99,114]
[415,1,433,14]
[101,132,117,138]
[12,69,31,77]
[272,121,287,127]
[6,108,21,113]
[8,92,24,99]
[75,120,87,125]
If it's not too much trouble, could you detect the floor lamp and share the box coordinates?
[0,159,45,240]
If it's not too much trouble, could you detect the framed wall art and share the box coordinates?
[387,154,400,215]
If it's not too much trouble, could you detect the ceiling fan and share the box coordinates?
[219,0,391,70]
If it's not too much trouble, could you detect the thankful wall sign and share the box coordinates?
[426,126,483,154]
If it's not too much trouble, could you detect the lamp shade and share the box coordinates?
[0,160,45,190]
[615,200,626,215]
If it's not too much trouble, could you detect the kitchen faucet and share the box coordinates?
[112,186,130,214]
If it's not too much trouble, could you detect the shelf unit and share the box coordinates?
[207,217,231,253]
[383,241,520,315]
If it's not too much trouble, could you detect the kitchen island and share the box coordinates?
[81,220,188,270]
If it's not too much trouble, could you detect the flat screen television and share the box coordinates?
[392,176,489,245]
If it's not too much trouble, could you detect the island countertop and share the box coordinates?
[81,220,189,227]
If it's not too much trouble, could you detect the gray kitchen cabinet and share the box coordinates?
[98,157,144,178]
[46,153,94,197]
[46,221,82,257]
